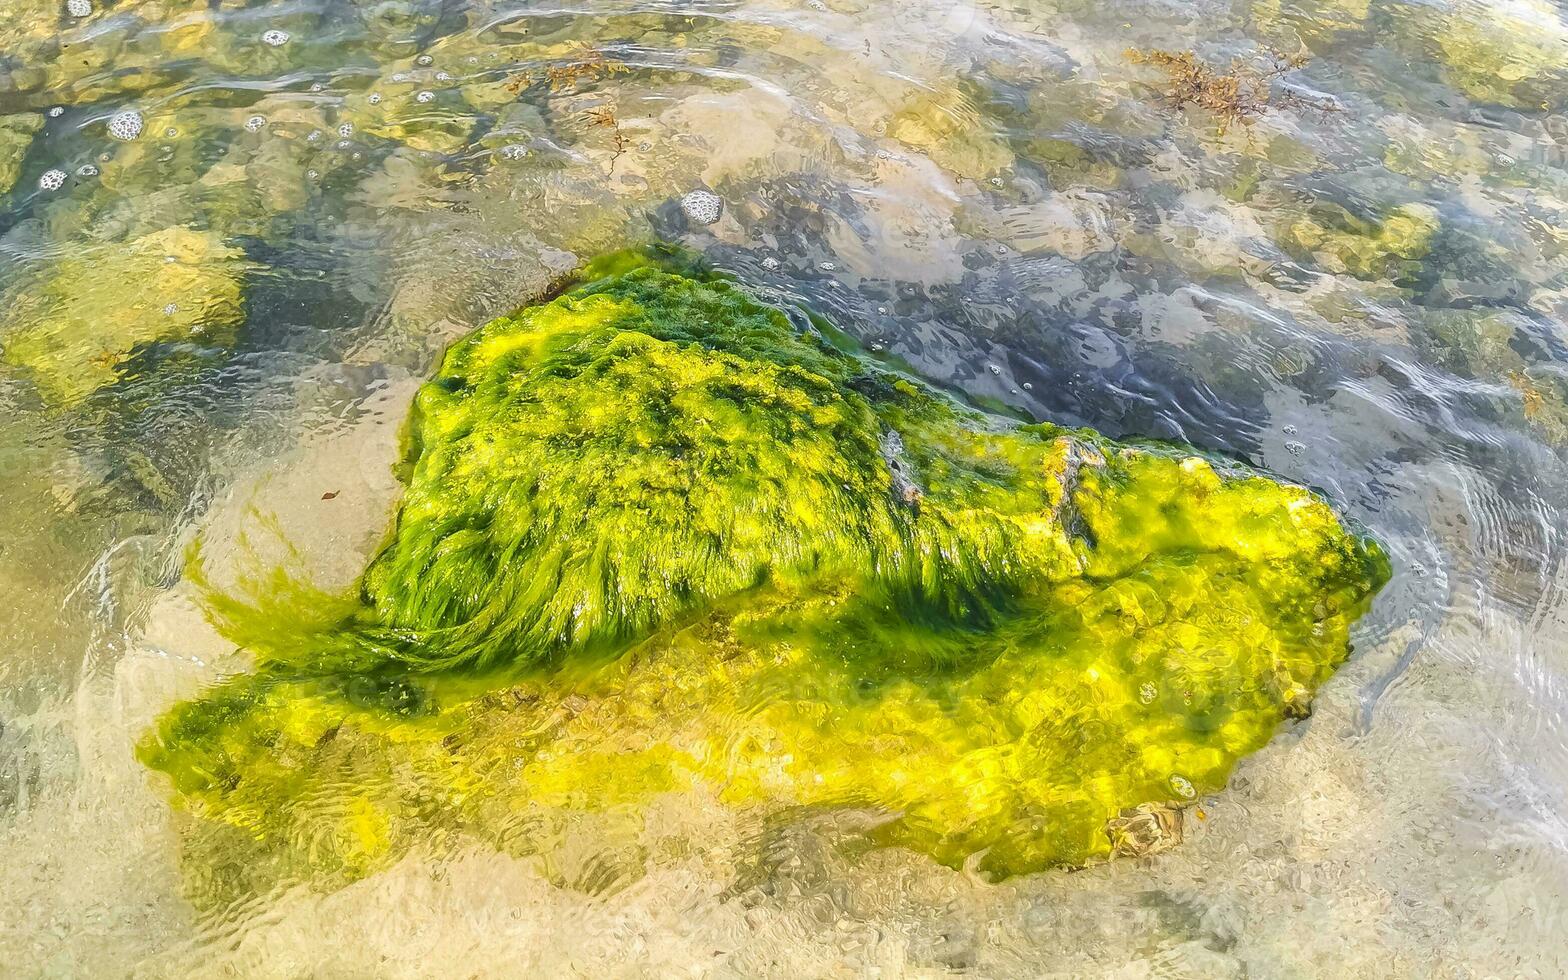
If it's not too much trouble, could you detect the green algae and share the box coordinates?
[1284,202,1439,282]
[139,261,1389,901]
[0,113,44,197]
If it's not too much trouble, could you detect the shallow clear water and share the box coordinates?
[2,0,1567,974]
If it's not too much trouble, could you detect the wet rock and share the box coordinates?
[1284,202,1439,282]
[0,227,250,404]
[140,255,1390,905]
[0,113,44,195]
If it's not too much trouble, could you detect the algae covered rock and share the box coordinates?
[1285,202,1439,282]
[1,227,249,404]
[1422,0,1568,106]
[0,113,44,196]
[140,259,1389,899]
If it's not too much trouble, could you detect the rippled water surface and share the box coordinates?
[3,0,1568,974]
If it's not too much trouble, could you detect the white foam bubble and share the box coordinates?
[38,169,67,191]
[76,164,98,177]
[48,107,64,118]
[244,115,267,132]
[338,123,354,137]
[107,109,143,141]
[416,91,435,103]
[262,29,290,47]
[65,0,91,17]
[679,189,722,225]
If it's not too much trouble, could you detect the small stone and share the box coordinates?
[680,189,723,225]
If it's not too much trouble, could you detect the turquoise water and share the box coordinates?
[1,0,1566,974]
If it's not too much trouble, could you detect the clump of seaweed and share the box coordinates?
[505,45,632,96]
[1125,48,1338,133]
[583,104,630,171]
[139,253,1390,903]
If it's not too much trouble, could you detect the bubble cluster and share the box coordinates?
[65,0,91,17]
[1139,682,1158,704]
[338,123,354,137]
[679,189,723,225]
[163,303,179,316]
[367,93,382,105]
[416,91,435,104]
[1169,774,1197,799]
[416,54,433,67]
[106,109,143,141]
[47,107,64,118]
[261,29,290,47]
[76,163,98,177]
[499,144,530,161]
[38,169,67,191]
[244,115,267,132]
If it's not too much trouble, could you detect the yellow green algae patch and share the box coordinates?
[139,263,1389,901]
[1,227,249,405]
[0,113,44,196]
[1284,202,1439,282]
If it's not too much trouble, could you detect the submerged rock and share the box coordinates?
[139,257,1388,901]
[0,113,44,196]
[1284,202,1439,282]
[0,227,249,405]
[1420,0,1568,106]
